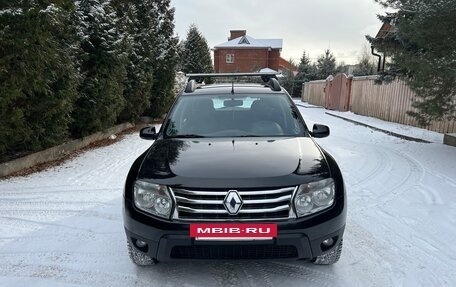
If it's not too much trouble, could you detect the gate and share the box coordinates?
[324,73,352,111]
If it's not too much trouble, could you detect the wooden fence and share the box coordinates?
[302,75,456,134]
[301,80,326,107]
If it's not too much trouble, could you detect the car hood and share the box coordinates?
[138,137,330,188]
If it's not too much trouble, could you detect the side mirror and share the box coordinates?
[140,126,158,140]
[312,124,330,138]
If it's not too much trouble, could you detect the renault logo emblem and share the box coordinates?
[223,190,243,215]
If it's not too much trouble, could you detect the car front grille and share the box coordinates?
[170,186,296,221]
[170,245,298,259]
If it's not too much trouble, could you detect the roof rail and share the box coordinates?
[186,72,278,83]
[184,72,282,93]
[185,79,197,93]
[267,78,282,91]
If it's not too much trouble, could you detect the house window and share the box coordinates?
[226,54,234,63]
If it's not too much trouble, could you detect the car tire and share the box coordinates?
[127,240,157,266]
[313,239,343,265]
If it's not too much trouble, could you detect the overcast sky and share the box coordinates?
[171,0,386,65]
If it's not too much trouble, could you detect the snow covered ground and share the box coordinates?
[1,107,456,287]
[295,101,444,143]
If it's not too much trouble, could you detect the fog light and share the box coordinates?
[135,240,147,248]
[322,238,334,246]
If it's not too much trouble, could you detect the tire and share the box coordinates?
[127,240,157,266]
[313,239,343,265]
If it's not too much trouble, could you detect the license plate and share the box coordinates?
[190,223,277,240]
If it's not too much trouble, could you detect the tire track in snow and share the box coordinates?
[418,162,456,188]
[370,207,455,285]
[61,139,148,186]
[322,135,388,189]
[336,144,424,214]
[0,216,93,231]
[415,185,444,205]
[304,105,456,286]
[335,141,453,282]
[340,146,454,285]
[317,127,454,285]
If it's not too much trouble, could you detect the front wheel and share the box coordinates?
[127,240,157,266]
[313,239,343,265]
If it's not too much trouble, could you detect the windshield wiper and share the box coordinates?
[168,134,206,138]
[237,134,263,137]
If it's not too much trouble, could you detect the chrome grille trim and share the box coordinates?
[174,194,291,205]
[174,196,222,205]
[244,195,292,204]
[178,205,290,214]
[169,186,297,221]
[172,187,295,196]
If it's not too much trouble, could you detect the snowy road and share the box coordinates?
[1,106,456,287]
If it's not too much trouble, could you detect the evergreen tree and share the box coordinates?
[353,58,375,76]
[336,61,347,74]
[281,51,318,97]
[115,0,154,122]
[367,0,456,125]
[0,0,179,158]
[115,0,178,121]
[316,49,337,79]
[175,40,186,72]
[71,0,126,137]
[352,45,376,76]
[181,25,213,74]
[0,1,79,155]
[279,58,298,97]
[147,0,179,118]
[296,51,318,82]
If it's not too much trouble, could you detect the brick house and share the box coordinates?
[213,30,296,75]
[372,21,397,72]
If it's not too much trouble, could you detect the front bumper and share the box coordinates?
[123,200,346,261]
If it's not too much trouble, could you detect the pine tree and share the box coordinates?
[181,25,213,74]
[0,0,79,156]
[367,0,456,125]
[71,0,126,137]
[316,49,337,79]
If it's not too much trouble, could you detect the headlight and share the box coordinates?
[294,178,335,217]
[133,180,172,219]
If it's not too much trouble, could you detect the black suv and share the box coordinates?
[123,73,346,265]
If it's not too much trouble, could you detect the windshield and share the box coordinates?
[164,94,307,138]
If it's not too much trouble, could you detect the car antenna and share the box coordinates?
[231,81,234,94]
